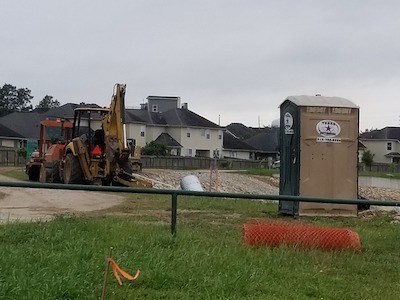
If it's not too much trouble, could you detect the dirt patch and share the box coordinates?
[0,174,124,222]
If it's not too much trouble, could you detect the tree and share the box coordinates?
[35,95,60,112]
[361,150,375,169]
[141,141,168,156]
[0,84,33,116]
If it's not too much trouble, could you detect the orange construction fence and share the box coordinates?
[243,220,361,251]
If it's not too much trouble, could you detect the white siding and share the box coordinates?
[360,139,400,164]
[1,139,15,148]
[180,127,222,158]
[126,124,147,147]
[222,150,251,160]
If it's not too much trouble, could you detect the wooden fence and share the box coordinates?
[0,151,267,170]
[2,149,399,173]
[359,163,400,173]
[0,149,26,167]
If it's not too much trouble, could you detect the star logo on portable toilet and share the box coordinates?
[316,120,341,143]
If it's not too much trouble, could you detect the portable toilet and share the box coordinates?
[278,95,359,216]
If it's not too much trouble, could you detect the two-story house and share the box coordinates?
[359,127,400,164]
[125,96,223,158]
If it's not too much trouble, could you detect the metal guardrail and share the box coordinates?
[0,181,399,235]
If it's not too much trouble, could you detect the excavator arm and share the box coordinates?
[102,84,127,163]
[101,84,151,188]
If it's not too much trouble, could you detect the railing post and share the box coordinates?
[171,192,178,236]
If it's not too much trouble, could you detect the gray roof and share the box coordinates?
[126,108,220,128]
[154,133,182,148]
[283,95,358,108]
[244,127,279,153]
[43,103,102,120]
[360,127,400,141]
[225,123,266,140]
[0,103,104,139]
[385,152,400,157]
[0,123,24,138]
[0,112,43,138]
[223,132,256,151]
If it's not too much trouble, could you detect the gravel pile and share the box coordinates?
[142,169,400,216]
[142,169,279,195]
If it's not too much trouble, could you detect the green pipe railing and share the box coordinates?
[1,181,399,235]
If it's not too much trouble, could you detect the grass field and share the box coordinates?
[359,171,400,180]
[0,193,399,299]
[0,166,27,181]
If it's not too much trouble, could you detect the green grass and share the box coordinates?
[243,168,400,180]
[242,168,279,177]
[0,166,27,181]
[0,195,399,299]
[359,171,400,179]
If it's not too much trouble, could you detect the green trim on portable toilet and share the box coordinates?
[279,100,301,215]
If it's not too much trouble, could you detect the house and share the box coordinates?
[359,127,400,164]
[225,123,280,161]
[244,127,279,161]
[0,111,42,141]
[222,131,256,159]
[0,123,25,149]
[0,103,102,153]
[126,96,223,158]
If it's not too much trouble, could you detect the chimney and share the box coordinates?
[181,102,188,110]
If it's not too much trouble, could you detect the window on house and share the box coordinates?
[187,132,191,138]
[387,142,392,151]
[218,134,222,140]
[152,105,158,112]
[201,129,205,137]
[187,149,192,156]
[140,125,145,137]
[206,133,210,139]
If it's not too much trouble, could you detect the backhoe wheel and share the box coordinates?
[51,161,61,183]
[39,165,48,183]
[64,153,84,184]
[28,165,40,181]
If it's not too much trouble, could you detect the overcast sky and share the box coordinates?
[1,1,400,130]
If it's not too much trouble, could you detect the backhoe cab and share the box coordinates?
[60,84,151,188]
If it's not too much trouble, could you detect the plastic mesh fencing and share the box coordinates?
[243,220,361,251]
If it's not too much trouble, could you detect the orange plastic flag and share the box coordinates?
[108,257,140,286]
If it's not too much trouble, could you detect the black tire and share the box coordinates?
[51,161,61,183]
[39,165,48,183]
[64,153,84,184]
[28,165,40,181]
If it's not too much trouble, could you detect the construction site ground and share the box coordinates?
[0,168,399,222]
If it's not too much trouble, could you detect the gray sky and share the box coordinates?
[1,0,400,130]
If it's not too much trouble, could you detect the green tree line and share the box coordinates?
[0,83,60,116]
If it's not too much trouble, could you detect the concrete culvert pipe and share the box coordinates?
[180,175,203,191]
